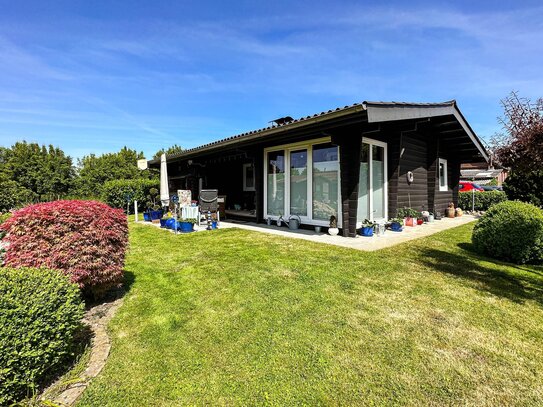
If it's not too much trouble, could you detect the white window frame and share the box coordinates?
[243,163,256,191]
[263,137,342,228]
[356,137,388,227]
[438,158,448,192]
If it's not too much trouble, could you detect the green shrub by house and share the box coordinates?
[0,268,84,405]
[101,178,160,213]
[472,201,543,264]
[458,190,507,211]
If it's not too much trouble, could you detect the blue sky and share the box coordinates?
[0,1,542,160]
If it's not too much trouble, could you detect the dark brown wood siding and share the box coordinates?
[384,129,401,218]
[397,132,429,213]
[433,141,461,215]
[334,134,362,237]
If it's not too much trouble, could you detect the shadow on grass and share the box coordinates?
[84,270,135,310]
[420,247,543,306]
[458,242,543,275]
[39,323,93,398]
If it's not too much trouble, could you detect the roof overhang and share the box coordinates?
[364,100,489,162]
[148,100,489,166]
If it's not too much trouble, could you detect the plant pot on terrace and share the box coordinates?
[446,202,455,218]
[388,218,403,232]
[179,218,197,233]
[328,215,339,236]
[398,207,422,227]
[359,219,375,237]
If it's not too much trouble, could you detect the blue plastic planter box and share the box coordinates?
[360,226,374,237]
[390,222,403,232]
[150,210,163,220]
[165,218,176,229]
[143,212,151,222]
[179,221,194,233]
[159,218,167,228]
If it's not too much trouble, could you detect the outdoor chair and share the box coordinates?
[198,189,220,226]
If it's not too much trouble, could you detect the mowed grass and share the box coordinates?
[77,222,543,406]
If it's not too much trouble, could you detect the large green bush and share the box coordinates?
[503,170,543,207]
[472,201,543,264]
[458,190,507,211]
[0,179,37,212]
[0,268,84,404]
[101,178,160,213]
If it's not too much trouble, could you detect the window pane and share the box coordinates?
[439,162,445,187]
[290,149,307,216]
[267,151,285,215]
[357,143,370,222]
[312,143,339,221]
[246,165,254,188]
[372,145,385,220]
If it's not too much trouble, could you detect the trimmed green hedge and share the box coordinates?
[101,178,160,213]
[472,201,543,264]
[458,190,507,211]
[0,268,84,404]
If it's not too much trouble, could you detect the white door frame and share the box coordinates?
[357,137,388,226]
[263,137,342,228]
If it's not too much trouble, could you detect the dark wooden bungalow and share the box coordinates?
[148,100,488,237]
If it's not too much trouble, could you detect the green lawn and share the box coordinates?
[77,222,543,406]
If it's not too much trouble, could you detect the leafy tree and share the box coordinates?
[0,141,75,200]
[75,147,155,197]
[0,179,37,212]
[492,92,543,206]
[503,170,543,207]
[153,144,184,160]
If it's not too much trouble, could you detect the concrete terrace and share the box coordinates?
[139,215,477,251]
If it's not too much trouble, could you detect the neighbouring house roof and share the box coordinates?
[148,100,489,165]
[460,168,504,180]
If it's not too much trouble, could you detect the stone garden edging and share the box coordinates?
[42,294,124,406]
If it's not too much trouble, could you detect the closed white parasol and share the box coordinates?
[160,153,170,207]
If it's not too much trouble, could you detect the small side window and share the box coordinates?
[438,158,448,191]
[243,163,255,192]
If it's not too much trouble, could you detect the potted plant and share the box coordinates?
[360,219,375,237]
[388,217,403,232]
[211,213,219,229]
[328,215,339,236]
[146,188,163,222]
[179,218,197,233]
[398,208,420,227]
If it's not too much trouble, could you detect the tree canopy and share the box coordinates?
[492,92,543,206]
[492,92,543,172]
[0,141,75,200]
[75,147,155,197]
[153,144,184,160]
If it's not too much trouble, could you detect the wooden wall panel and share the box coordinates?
[397,133,429,212]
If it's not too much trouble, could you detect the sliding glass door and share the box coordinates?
[264,139,340,226]
[267,151,285,216]
[357,138,387,224]
[290,150,308,216]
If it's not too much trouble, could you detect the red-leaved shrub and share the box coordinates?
[0,200,128,297]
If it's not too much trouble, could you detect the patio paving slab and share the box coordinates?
[140,215,477,251]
